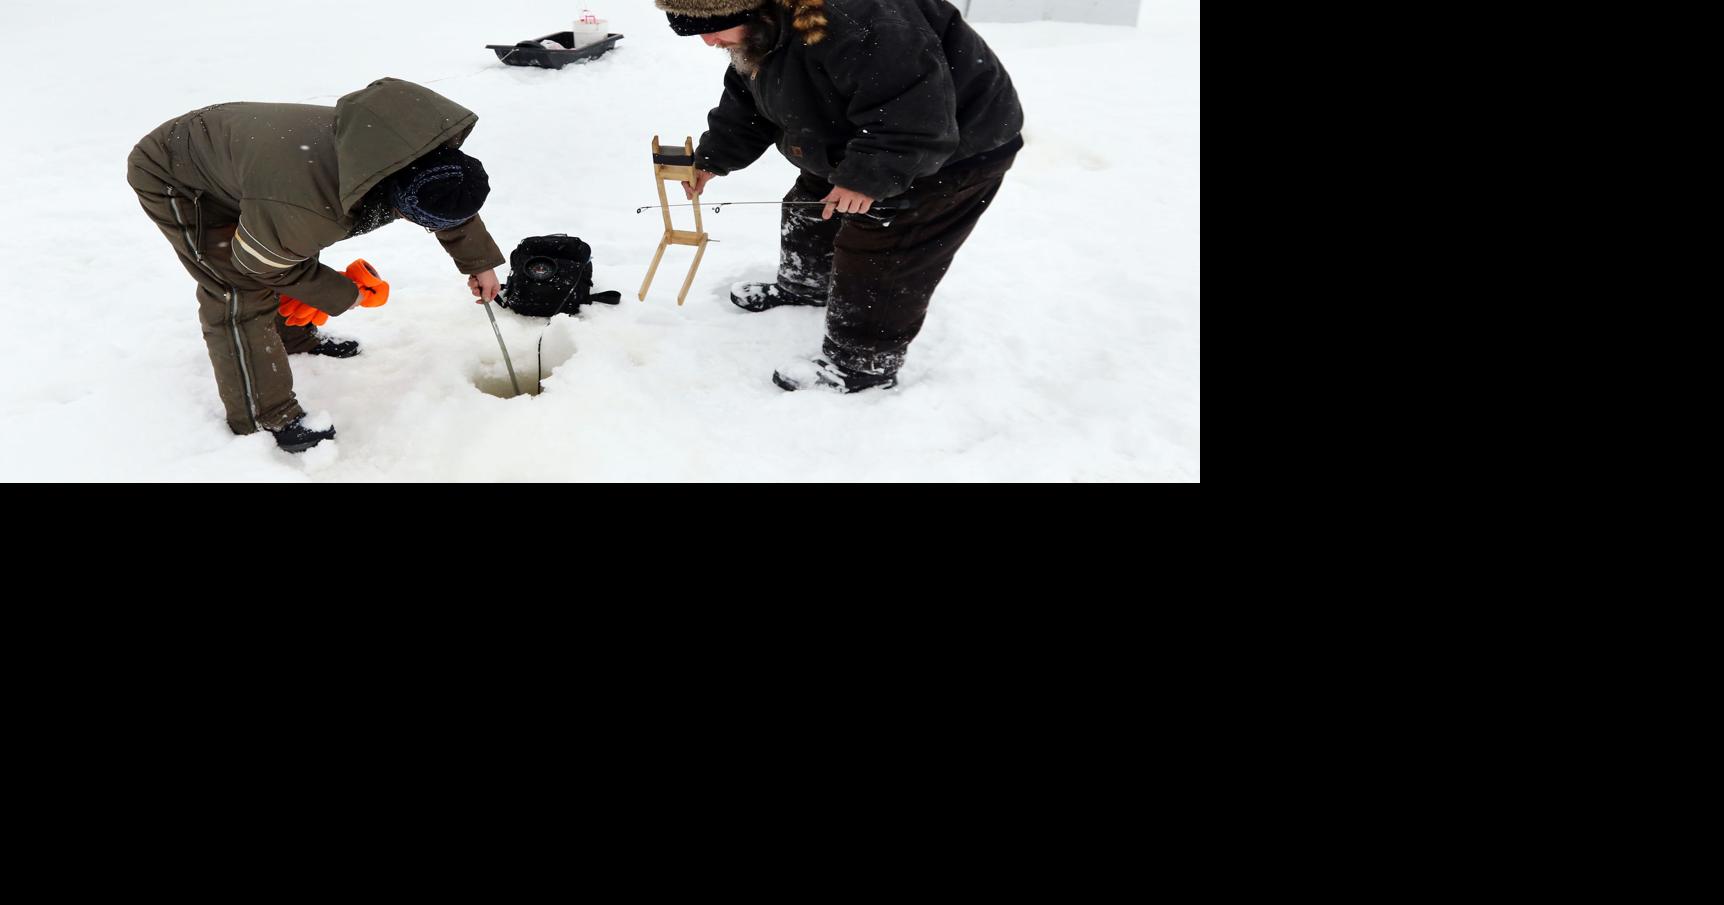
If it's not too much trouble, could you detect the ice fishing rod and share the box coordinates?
[635,201,910,214]
[636,201,822,214]
[635,201,910,223]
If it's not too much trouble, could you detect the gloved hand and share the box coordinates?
[346,259,391,308]
[278,296,330,328]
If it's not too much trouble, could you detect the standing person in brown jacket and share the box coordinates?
[127,78,507,452]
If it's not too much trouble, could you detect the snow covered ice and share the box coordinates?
[0,1,1200,482]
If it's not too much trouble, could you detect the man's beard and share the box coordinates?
[727,17,777,77]
[728,45,762,76]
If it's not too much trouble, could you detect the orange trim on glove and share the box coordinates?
[346,259,391,308]
[278,296,329,328]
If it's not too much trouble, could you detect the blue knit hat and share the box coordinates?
[389,148,490,230]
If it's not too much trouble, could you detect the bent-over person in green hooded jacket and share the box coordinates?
[127,78,507,452]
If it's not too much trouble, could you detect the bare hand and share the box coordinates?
[821,186,874,220]
[682,169,717,200]
[469,269,502,304]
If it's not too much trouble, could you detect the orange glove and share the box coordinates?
[346,259,391,308]
[278,296,329,328]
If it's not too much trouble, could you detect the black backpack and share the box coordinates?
[498,235,622,317]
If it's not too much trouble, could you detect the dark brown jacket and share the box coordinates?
[129,78,505,315]
[697,0,1024,200]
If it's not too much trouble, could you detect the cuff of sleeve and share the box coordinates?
[285,265,359,316]
[832,160,909,202]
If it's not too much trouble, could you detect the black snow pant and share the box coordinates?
[776,147,1017,376]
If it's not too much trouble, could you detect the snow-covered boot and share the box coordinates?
[730,282,826,313]
[772,357,898,394]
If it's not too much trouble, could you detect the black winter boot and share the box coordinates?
[730,282,827,313]
[269,418,337,453]
[302,336,361,358]
[772,357,898,394]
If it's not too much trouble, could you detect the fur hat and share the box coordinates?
[658,0,828,44]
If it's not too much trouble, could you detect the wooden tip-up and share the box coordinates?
[639,136,711,306]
